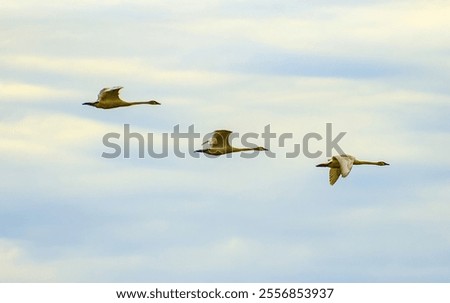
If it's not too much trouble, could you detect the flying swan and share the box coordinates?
[316,154,389,185]
[195,130,268,156]
[83,86,160,109]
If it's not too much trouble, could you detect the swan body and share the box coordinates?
[195,130,268,156]
[83,86,160,109]
[316,154,389,185]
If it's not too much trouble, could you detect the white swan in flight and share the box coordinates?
[195,130,268,156]
[83,86,160,109]
[316,154,389,185]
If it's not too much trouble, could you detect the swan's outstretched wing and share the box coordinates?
[329,168,341,185]
[334,154,355,178]
[97,86,123,102]
[210,130,232,149]
[202,137,218,146]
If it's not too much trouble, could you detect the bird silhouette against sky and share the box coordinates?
[83,86,160,109]
[195,130,268,156]
[316,154,389,185]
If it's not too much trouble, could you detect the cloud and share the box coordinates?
[0,82,77,102]
[0,55,233,87]
[0,239,56,282]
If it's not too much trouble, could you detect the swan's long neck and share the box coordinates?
[126,101,151,106]
[354,160,382,166]
[231,147,261,152]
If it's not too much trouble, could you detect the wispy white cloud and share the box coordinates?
[0,239,56,282]
[0,82,77,101]
[0,55,233,87]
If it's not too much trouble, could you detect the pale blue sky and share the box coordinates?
[1,0,450,282]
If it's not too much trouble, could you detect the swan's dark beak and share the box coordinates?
[194,149,203,153]
[385,163,390,166]
[316,163,328,167]
[149,100,161,105]
[82,102,95,107]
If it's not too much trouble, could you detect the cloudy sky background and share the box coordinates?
[1,0,450,282]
